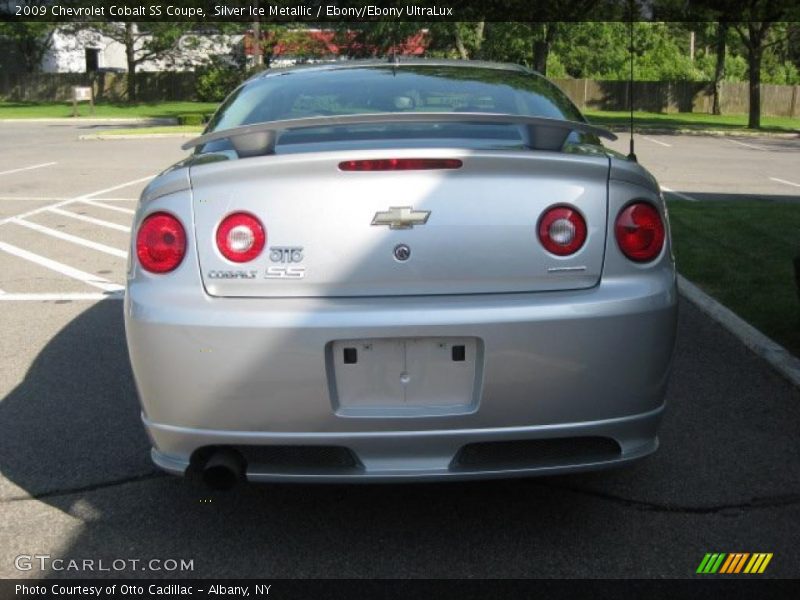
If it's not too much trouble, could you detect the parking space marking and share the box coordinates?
[0,162,57,177]
[769,177,800,189]
[642,136,672,147]
[0,196,137,202]
[11,218,128,258]
[0,291,123,301]
[46,208,131,232]
[0,175,151,226]
[0,241,125,292]
[662,186,699,202]
[727,139,767,151]
[0,196,69,202]
[79,199,136,215]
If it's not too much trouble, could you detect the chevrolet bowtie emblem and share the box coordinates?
[371,206,431,230]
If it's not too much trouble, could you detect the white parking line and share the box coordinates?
[642,136,672,147]
[47,208,131,232]
[0,241,124,292]
[0,196,137,202]
[0,175,152,226]
[0,162,57,177]
[661,186,699,202]
[0,292,123,302]
[79,198,136,215]
[11,218,128,258]
[769,177,800,189]
[727,138,767,151]
[0,196,70,201]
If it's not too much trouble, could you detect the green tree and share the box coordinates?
[90,22,194,103]
[479,22,533,65]
[452,22,486,60]
[0,22,57,74]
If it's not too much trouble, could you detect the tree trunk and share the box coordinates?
[734,21,775,130]
[532,23,558,76]
[712,21,727,115]
[473,21,485,59]
[453,24,469,60]
[533,39,548,74]
[747,44,762,129]
[124,23,137,104]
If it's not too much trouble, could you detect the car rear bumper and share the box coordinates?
[126,270,677,482]
[147,405,663,482]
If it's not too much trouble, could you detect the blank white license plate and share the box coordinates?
[329,337,481,416]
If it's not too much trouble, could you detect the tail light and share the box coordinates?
[136,212,186,273]
[216,212,266,263]
[339,158,463,171]
[538,206,587,256]
[615,202,665,262]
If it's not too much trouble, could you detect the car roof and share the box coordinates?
[249,58,537,82]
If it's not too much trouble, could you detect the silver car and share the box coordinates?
[125,60,677,489]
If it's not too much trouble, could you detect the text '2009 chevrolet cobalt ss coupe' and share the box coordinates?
[124,60,677,488]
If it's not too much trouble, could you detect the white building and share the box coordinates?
[41,26,242,73]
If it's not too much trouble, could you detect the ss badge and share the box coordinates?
[265,266,305,279]
[266,246,305,279]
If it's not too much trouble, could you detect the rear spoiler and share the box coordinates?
[181,112,617,157]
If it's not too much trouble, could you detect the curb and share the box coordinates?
[678,274,800,388]
[607,126,799,138]
[0,117,177,124]
[79,132,198,140]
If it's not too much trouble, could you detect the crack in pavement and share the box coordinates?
[539,481,800,515]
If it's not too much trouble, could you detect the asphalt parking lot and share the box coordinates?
[1,121,799,579]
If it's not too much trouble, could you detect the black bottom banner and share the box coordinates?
[2,579,799,600]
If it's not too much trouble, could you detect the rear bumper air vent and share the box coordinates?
[450,437,622,471]
[235,445,362,473]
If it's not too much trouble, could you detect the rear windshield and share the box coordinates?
[201,65,588,153]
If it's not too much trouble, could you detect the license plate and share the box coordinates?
[329,337,481,416]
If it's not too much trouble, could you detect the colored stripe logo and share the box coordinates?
[697,553,773,574]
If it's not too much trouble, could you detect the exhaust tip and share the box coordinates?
[198,448,246,491]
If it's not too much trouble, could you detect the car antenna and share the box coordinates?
[627,0,637,162]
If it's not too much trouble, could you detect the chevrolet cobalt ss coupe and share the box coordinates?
[125,60,677,489]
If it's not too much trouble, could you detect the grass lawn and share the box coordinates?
[668,199,800,357]
[586,110,800,133]
[0,100,219,120]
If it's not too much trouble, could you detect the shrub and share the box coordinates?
[176,113,209,126]
[195,56,246,103]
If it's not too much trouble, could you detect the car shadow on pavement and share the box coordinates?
[2,299,800,578]
[0,300,156,500]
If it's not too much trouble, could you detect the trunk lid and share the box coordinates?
[190,149,610,298]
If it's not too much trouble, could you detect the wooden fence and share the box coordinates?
[0,72,197,103]
[553,78,799,118]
